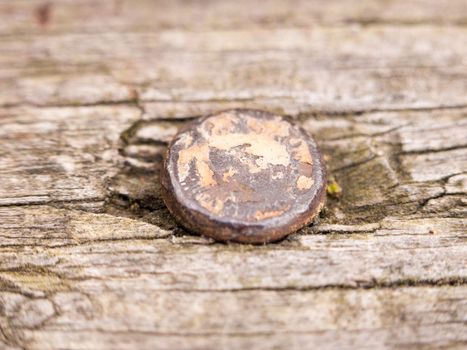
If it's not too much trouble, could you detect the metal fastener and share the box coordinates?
[161,109,326,243]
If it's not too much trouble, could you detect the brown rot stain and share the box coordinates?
[35,2,52,28]
[161,109,327,243]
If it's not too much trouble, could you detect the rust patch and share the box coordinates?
[161,109,327,243]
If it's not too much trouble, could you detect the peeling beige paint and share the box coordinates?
[195,193,224,214]
[271,171,284,180]
[195,158,217,187]
[177,143,210,184]
[178,133,194,148]
[291,139,313,165]
[297,175,314,190]
[177,113,293,187]
[245,115,290,137]
[173,111,317,219]
[209,133,290,169]
[223,168,237,182]
[206,112,237,136]
[254,209,284,221]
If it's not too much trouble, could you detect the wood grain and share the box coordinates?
[0,1,466,349]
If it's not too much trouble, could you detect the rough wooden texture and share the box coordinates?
[1,1,466,349]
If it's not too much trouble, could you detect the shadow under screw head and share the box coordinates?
[161,109,327,243]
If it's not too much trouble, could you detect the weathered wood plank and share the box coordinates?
[2,105,465,213]
[0,26,466,111]
[1,0,467,37]
[1,1,466,349]
[1,287,466,350]
[1,92,465,350]
[0,106,141,206]
[1,206,466,295]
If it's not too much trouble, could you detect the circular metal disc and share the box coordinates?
[161,109,326,243]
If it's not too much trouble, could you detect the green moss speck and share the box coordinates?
[327,179,342,198]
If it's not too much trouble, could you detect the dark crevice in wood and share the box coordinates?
[322,125,408,142]
[8,323,467,338]
[0,198,105,208]
[332,155,379,173]
[2,101,467,117]
[2,18,467,40]
[2,275,465,300]
[0,99,142,110]
[397,146,467,156]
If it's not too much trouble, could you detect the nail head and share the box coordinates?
[161,109,326,243]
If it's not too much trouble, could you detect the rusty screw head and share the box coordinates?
[161,109,326,243]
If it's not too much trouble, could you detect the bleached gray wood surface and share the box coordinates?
[0,1,466,349]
